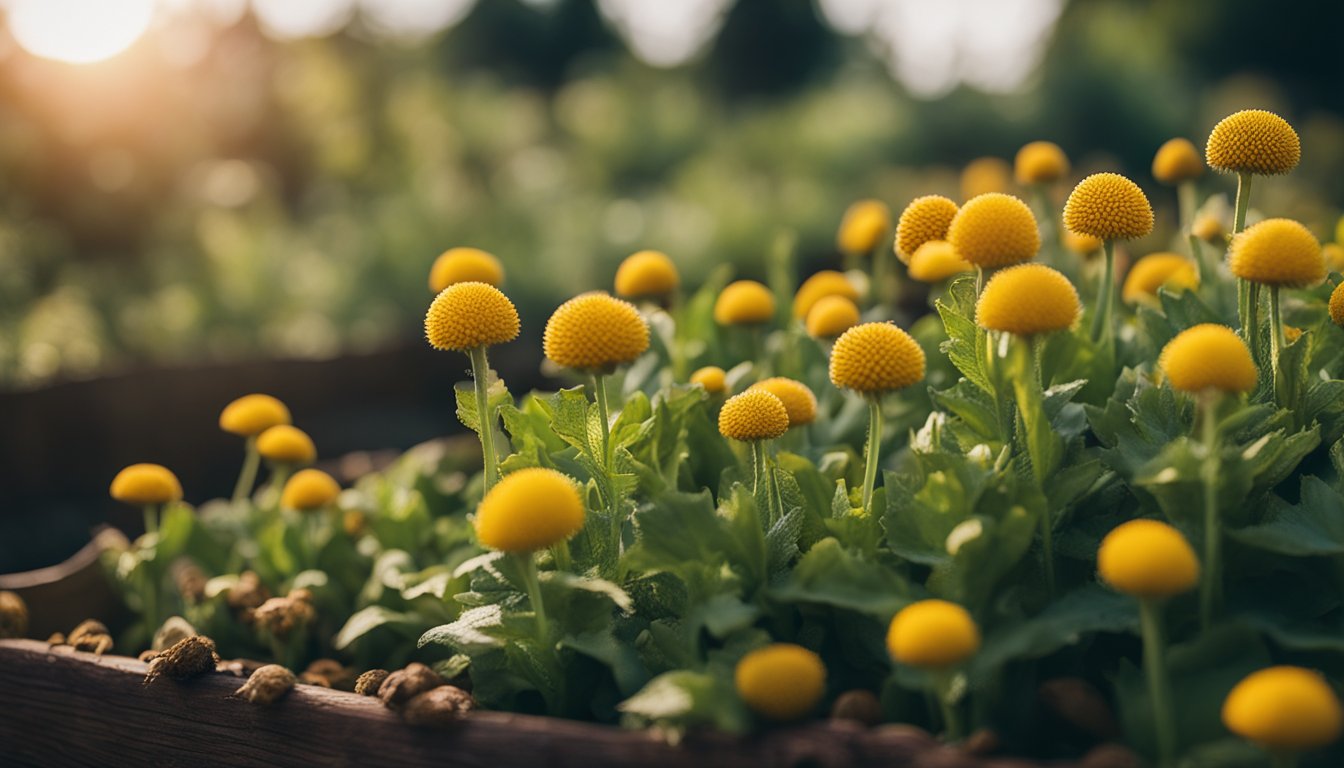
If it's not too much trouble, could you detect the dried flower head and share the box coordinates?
[689,366,727,394]
[829,322,926,394]
[254,595,316,638]
[235,664,297,705]
[219,394,291,437]
[356,669,391,696]
[475,468,585,553]
[1159,324,1257,395]
[718,390,790,442]
[110,463,183,506]
[614,250,680,299]
[837,199,892,255]
[735,644,827,721]
[1122,253,1200,305]
[1063,229,1104,257]
[429,247,504,292]
[151,616,197,652]
[805,295,861,339]
[749,377,818,427]
[544,292,650,370]
[895,195,959,263]
[402,685,477,727]
[256,425,317,465]
[976,264,1080,336]
[947,193,1041,268]
[793,270,860,319]
[425,282,521,352]
[227,571,271,617]
[1206,109,1301,176]
[714,280,776,326]
[1098,519,1199,598]
[1014,141,1070,185]
[1223,666,1344,750]
[0,591,29,639]
[887,599,980,668]
[1151,138,1204,185]
[960,157,1012,200]
[907,240,972,283]
[1063,173,1154,241]
[281,468,341,512]
[1228,218,1325,288]
[378,663,445,711]
[144,635,220,684]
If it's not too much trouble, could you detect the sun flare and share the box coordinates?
[9,0,155,64]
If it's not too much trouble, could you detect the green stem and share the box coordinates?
[513,551,549,641]
[861,396,883,516]
[932,670,963,741]
[1269,285,1283,400]
[1009,337,1056,597]
[231,438,261,506]
[469,346,500,492]
[142,503,158,537]
[975,266,985,297]
[1178,181,1210,282]
[593,373,621,553]
[1091,240,1116,349]
[1248,282,1262,368]
[1199,393,1222,630]
[768,447,785,525]
[1232,172,1252,235]
[751,440,766,498]
[1140,599,1178,768]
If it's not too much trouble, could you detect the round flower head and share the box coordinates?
[886,599,980,668]
[806,295,861,339]
[1285,325,1304,344]
[543,292,649,371]
[1063,229,1104,257]
[690,366,727,394]
[428,247,504,292]
[425,282,521,352]
[1330,283,1344,328]
[1097,519,1199,598]
[750,378,817,427]
[475,467,585,553]
[734,644,827,721]
[280,469,341,512]
[895,195,959,264]
[1063,173,1154,241]
[614,250,679,299]
[976,264,1080,336]
[1228,218,1325,288]
[1151,138,1204,185]
[1122,253,1200,305]
[718,390,790,442]
[256,425,316,465]
[1193,214,1225,244]
[792,270,860,319]
[1206,109,1301,176]
[714,280,776,326]
[1014,141,1070,185]
[837,199,892,255]
[1159,324,1257,395]
[220,394,291,437]
[907,240,972,283]
[830,322,926,394]
[110,464,183,506]
[1223,667,1344,750]
[1323,243,1344,273]
[960,157,1012,200]
[947,193,1041,269]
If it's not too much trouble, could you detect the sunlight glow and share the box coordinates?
[9,0,156,64]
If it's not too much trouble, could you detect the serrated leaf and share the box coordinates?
[769,537,910,619]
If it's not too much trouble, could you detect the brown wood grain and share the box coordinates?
[0,639,1054,768]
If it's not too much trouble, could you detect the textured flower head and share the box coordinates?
[256,425,317,465]
[475,468,585,553]
[960,157,1012,200]
[907,240,972,283]
[895,195,959,263]
[429,247,504,293]
[1159,324,1257,394]
[886,600,980,668]
[829,322,926,393]
[1063,173,1154,241]
[947,193,1040,268]
[1151,138,1204,185]
[281,469,341,512]
[690,366,727,394]
[543,292,649,371]
[1014,141,1069,185]
[220,394,291,437]
[792,270,860,319]
[836,199,892,255]
[1063,229,1104,257]
[735,644,827,721]
[1223,667,1344,750]
[1330,283,1344,328]
[714,280,776,326]
[1193,214,1225,244]
[1206,109,1301,175]
[976,264,1080,336]
[1097,519,1199,598]
[1228,218,1324,288]
[718,389,790,442]
[425,282,521,352]
[805,295,861,339]
[614,250,680,299]
[749,377,817,427]
[1122,253,1200,305]
[110,464,183,506]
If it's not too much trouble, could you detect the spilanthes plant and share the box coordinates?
[1222,666,1343,768]
[280,468,342,569]
[734,644,827,722]
[713,279,776,366]
[791,270,860,321]
[895,195,959,267]
[836,198,893,295]
[1063,172,1154,353]
[110,462,184,632]
[804,294,861,342]
[906,240,972,285]
[1330,282,1344,328]
[1151,138,1207,273]
[255,424,317,495]
[689,365,727,395]
[428,246,505,292]
[886,599,980,740]
[1013,141,1070,259]
[220,393,291,505]
[718,389,790,521]
[1121,252,1199,307]
[614,250,680,305]
[946,192,1040,293]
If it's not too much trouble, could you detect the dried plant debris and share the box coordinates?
[226,571,271,624]
[171,558,207,604]
[401,686,476,727]
[377,663,444,711]
[217,658,268,678]
[0,590,28,639]
[67,619,113,655]
[302,658,356,691]
[151,616,198,652]
[354,669,390,696]
[829,690,883,727]
[234,664,297,705]
[139,649,160,663]
[253,595,315,639]
[144,635,220,685]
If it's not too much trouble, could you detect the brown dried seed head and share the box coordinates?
[227,571,271,615]
[171,560,207,604]
[304,659,356,691]
[287,588,315,604]
[378,663,444,711]
[254,596,315,638]
[235,664,297,705]
[830,690,883,726]
[68,619,114,655]
[0,591,28,639]
[355,669,391,696]
[300,673,333,688]
[144,635,220,685]
[401,686,476,727]
[152,616,197,652]
[68,619,109,644]
[139,650,160,663]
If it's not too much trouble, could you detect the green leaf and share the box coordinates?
[617,670,751,735]
[455,375,511,435]
[769,537,910,620]
[1226,476,1344,555]
[333,605,418,650]
[936,276,992,393]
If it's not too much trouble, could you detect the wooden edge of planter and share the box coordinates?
[0,639,1046,768]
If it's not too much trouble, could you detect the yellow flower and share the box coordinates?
[976,264,1080,336]
[1097,519,1199,598]
[428,247,504,292]
[1063,229,1104,257]
[960,157,1012,200]
[1151,138,1204,185]
[1285,325,1304,344]
[750,378,817,427]
[1228,218,1325,288]
[1193,214,1225,244]
[614,250,680,299]
[1323,243,1344,273]
[425,282,521,352]
[947,193,1040,269]
[475,467,585,553]
[1223,666,1344,751]
[1063,173,1154,241]
[718,390,790,442]
[543,292,649,371]
[1206,109,1301,176]
[1121,253,1200,305]
[734,644,827,721]
[220,394,291,437]
[1014,141,1070,185]
[1330,283,1344,328]
[837,199,892,255]
[792,270,860,319]
[907,240,972,283]
[829,322,926,394]
[690,366,727,394]
[886,600,980,668]
[714,280,776,326]
[256,425,317,465]
[806,295,861,340]
[895,195,959,263]
[1159,324,1257,395]
[280,469,341,512]
[110,464,183,506]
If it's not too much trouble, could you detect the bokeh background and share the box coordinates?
[4,0,1344,571]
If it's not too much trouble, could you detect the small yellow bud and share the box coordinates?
[735,644,827,721]
[886,600,980,668]
[1097,519,1199,598]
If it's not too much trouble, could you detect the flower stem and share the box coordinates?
[1269,285,1284,399]
[1090,240,1117,349]
[513,551,549,641]
[751,439,766,497]
[861,396,883,516]
[1232,172,1252,235]
[1199,393,1222,630]
[1233,172,1254,344]
[592,373,620,552]
[1009,336,1055,597]
[142,503,158,537]
[1140,598,1178,768]
[469,346,500,492]
[1178,181,1210,281]
[975,266,985,297]
[932,670,963,741]
[231,438,261,506]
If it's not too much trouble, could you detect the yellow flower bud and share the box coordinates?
[1063,173,1154,241]
[714,280,776,326]
[886,599,980,668]
[220,394,291,437]
[735,644,827,721]
[1014,141,1069,185]
[793,271,860,320]
[1097,519,1199,598]
[1330,283,1344,328]
[614,250,680,299]
[428,247,504,292]
[1122,253,1199,305]
[543,292,649,371]
[829,322,925,394]
[1223,666,1344,750]
[976,264,1080,336]
[718,390,790,442]
[280,469,341,512]
[1159,324,1257,395]
[749,377,817,427]
[960,157,1012,200]
[1192,214,1225,244]
[425,282,521,352]
[947,193,1040,269]
[475,468,585,553]
[1228,218,1324,288]
[1151,138,1204,185]
[895,195,959,264]
[1063,229,1104,257]
[1206,109,1301,176]
[907,240,972,283]
[837,199,892,256]
[805,295,861,340]
[110,464,183,506]
[690,366,727,394]
[256,425,317,465]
